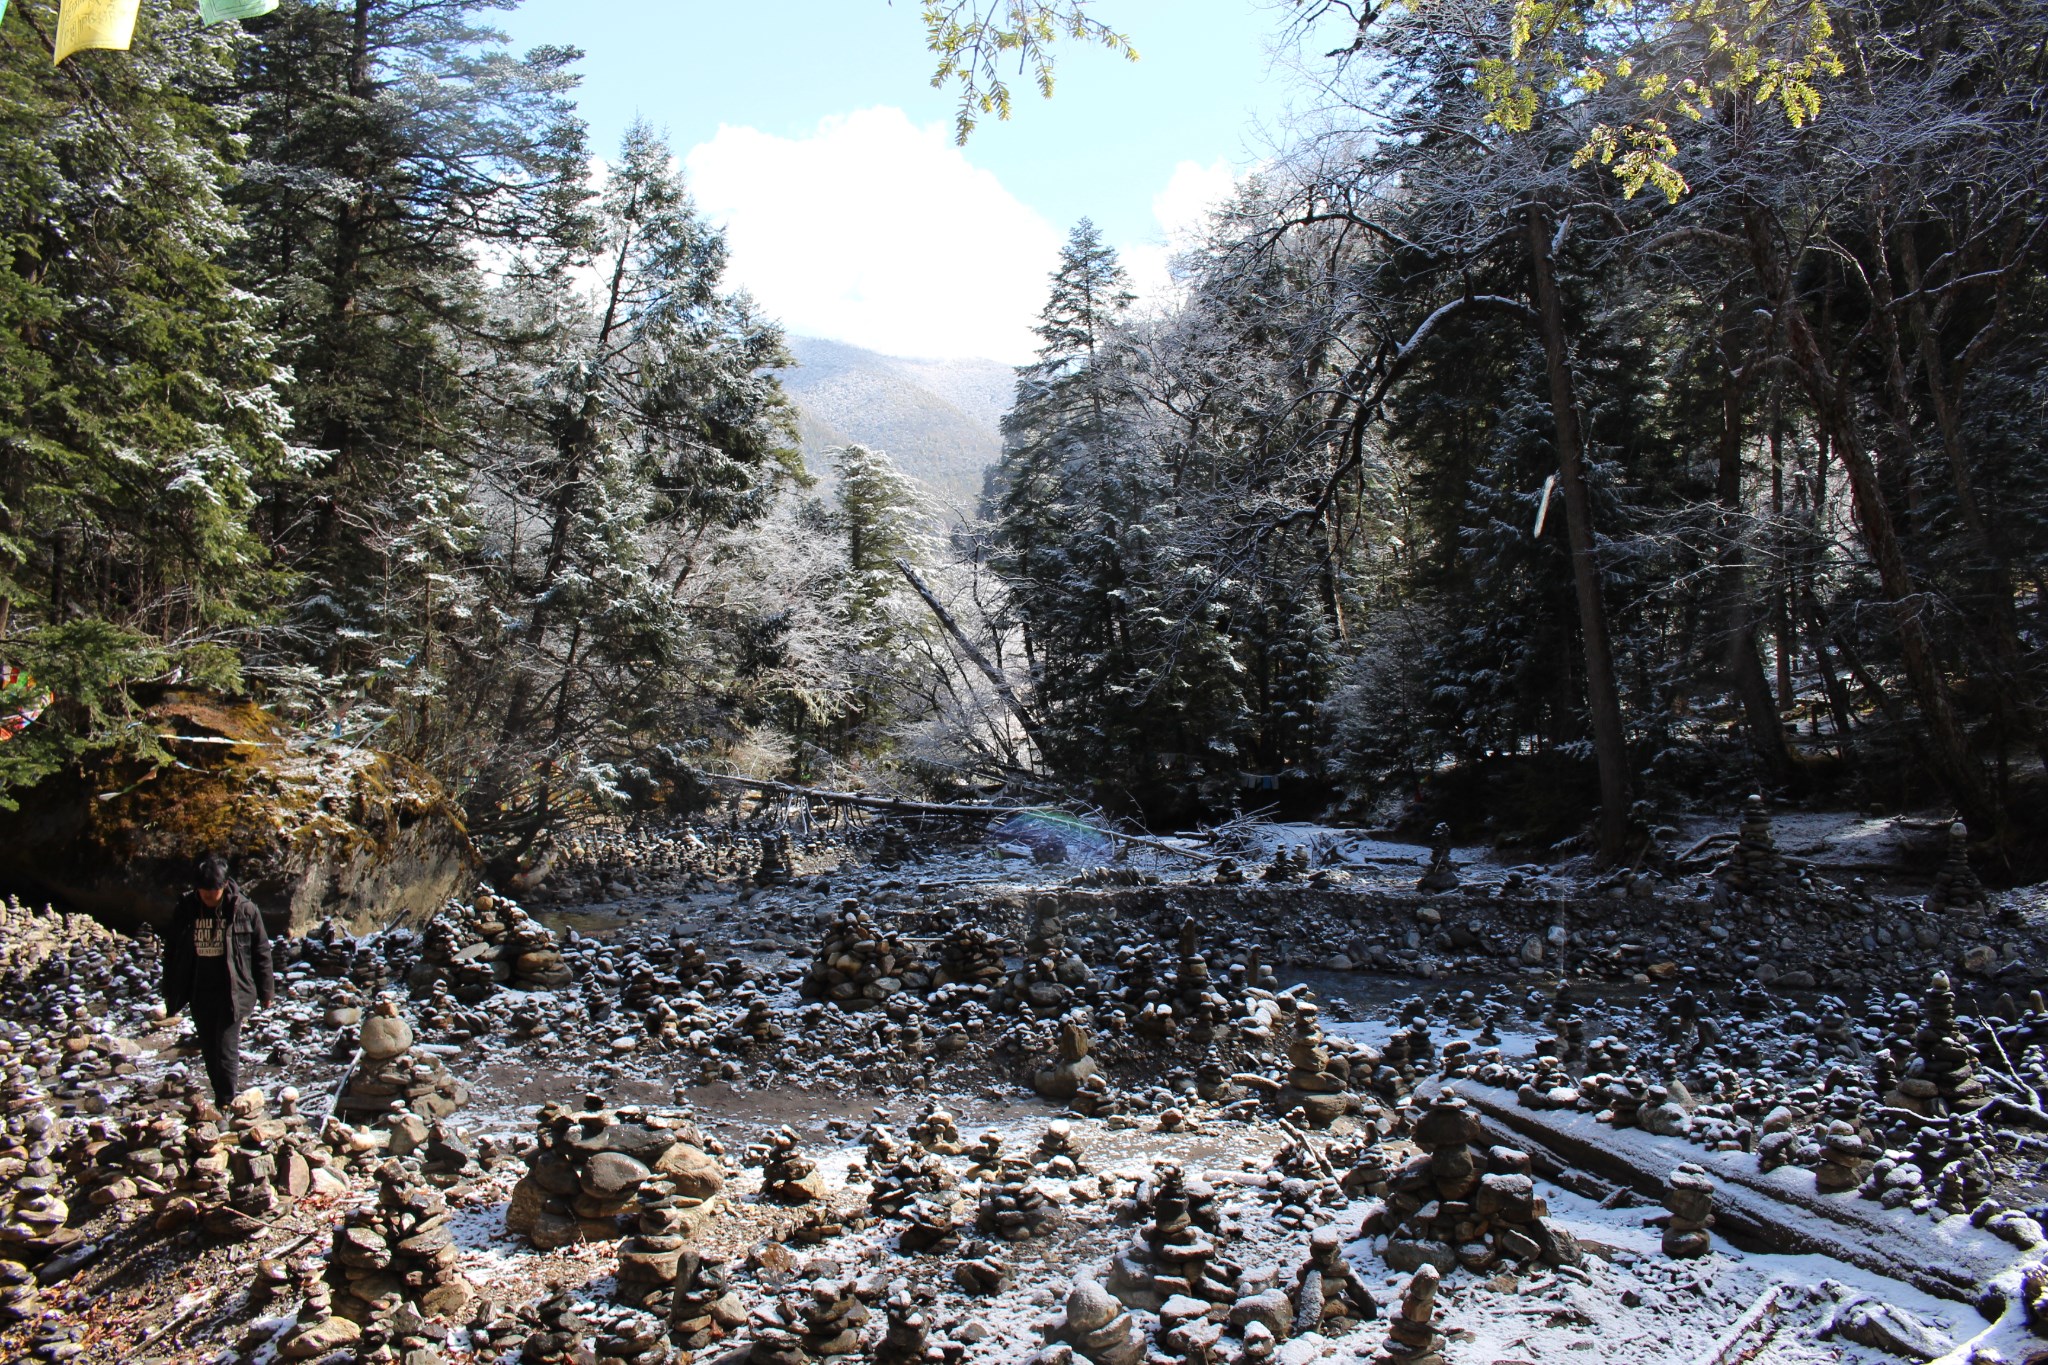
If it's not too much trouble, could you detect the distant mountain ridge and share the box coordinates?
[776,336,1017,512]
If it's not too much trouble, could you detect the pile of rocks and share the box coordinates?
[336,999,470,1122]
[1107,1164,1241,1309]
[974,1154,1061,1239]
[1034,1018,1103,1102]
[952,1238,1015,1295]
[1815,1118,1876,1194]
[278,1262,362,1360]
[1715,796,1795,907]
[1294,1225,1377,1335]
[1417,825,1458,893]
[758,1127,830,1205]
[933,924,1008,996]
[1885,973,1986,1115]
[0,1094,76,1264]
[875,1286,935,1365]
[327,1157,476,1323]
[1660,1166,1714,1258]
[418,893,576,992]
[1046,1277,1146,1365]
[868,1144,956,1219]
[669,1253,745,1351]
[1172,920,1228,1044]
[507,1099,724,1250]
[521,1293,676,1365]
[1926,823,1987,914]
[803,906,929,1009]
[1372,1265,1444,1365]
[1368,1091,1573,1272]
[748,1276,871,1365]
[616,1179,711,1312]
[1279,999,1352,1127]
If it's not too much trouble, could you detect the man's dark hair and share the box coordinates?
[194,854,230,891]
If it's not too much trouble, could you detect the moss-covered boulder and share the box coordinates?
[0,690,477,935]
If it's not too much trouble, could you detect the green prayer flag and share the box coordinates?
[199,0,279,24]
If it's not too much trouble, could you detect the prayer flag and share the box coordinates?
[199,0,279,24]
[54,0,140,64]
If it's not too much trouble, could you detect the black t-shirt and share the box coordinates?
[191,907,233,999]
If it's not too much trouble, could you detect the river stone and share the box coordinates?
[653,1143,725,1199]
[282,1316,362,1359]
[581,1150,654,1199]
[358,1015,414,1062]
[1065,1277,1120,1333]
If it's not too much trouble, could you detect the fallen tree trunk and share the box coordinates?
[895,558,1052,764]
[1421,1078,2022,1302]
[690,771,1227,864]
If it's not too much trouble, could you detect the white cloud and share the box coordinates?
[1124,158,1243,308]
[685,108,1063,364]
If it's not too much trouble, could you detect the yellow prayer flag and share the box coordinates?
[54,0,141,65]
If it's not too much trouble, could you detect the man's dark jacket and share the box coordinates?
[163,882,275,1020]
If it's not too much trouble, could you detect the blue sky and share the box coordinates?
[497,1,1307,361]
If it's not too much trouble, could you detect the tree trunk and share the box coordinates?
[1741,209,1999,835]
[1527,203,1631,863]
[1717,315,1797,787]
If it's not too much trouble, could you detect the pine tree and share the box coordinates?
[226,0,588,681]
[0,3,293,800]
[452,121,798,841]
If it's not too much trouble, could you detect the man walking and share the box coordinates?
[163,854,274,1105]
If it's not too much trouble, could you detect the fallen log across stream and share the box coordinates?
[688,771,1228,864]
[1419,1078,2027,1304]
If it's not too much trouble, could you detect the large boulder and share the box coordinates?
[0,689,476,935]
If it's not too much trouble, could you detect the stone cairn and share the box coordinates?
[1661,1165,1714,1259]
[755,832,795,886]
[869,1142,956,1220]
[337,998,470,1122]
[1368,1091,1571,1272]
[803,905,929,1010]
[908,1103,965,1155]
[748,1276,871,1365]
[1373,1265,1445,1365]
[757,1126,830,1205]
[875,1285,935,1365]
[1033,1120,1086,1177]
[1107,1164,1240,1310]
[952,1238,1015,1295]
[1035,1017,1104,1102]
[1926,823,1987,913]
[279,1260,361,1359]
[1716,796,1793,906]
[521,1293,676,1365]
[0,1257,40,1324]
[933,924,1009,997]
[1815,1117,1876,1194]
[1294,1225,1378,1336]
[0,1092,78,1266]
[507,1098,724,1251]
[327,1157,477,1324]
[615,1179,710,1314]
[1047,1276,1146,1365]
[1280,999,1351,1127]
[1885,973,1987,1116]
[205,1093,322,1238]
[1417,825,1458,893]
[670,1253,744,1352]
[1172,919,1228,1044]
[975,1153,1062,1240]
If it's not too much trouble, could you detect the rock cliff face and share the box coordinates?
[0,690,475,936]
